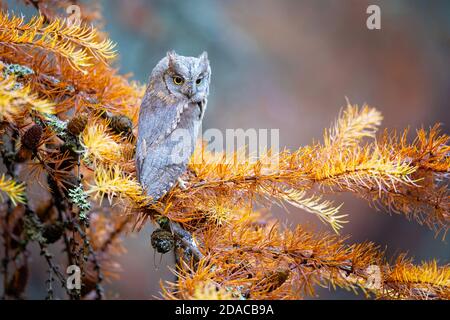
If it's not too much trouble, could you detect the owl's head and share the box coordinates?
[162,51,211,103]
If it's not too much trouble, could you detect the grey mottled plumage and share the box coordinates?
[136,51,211,200]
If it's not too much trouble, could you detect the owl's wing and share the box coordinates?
[137,94,185,148]
[139,157,187,200]
[135,94,185,180]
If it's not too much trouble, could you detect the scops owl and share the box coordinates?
[136,51,211,201]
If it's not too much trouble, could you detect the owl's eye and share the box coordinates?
[172,76,184,85]
[195,77,202,85]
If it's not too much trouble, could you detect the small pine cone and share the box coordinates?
[42,222,64,244]
[21,124,43,151]
[67,113,88,136]
[151,229,175,254]
[109,115,133,136]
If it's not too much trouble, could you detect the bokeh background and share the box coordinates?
[4,0,450,299]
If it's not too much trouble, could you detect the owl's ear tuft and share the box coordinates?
[198,51,208,61]
[167,50,177,68]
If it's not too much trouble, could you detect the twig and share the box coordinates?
[47,176,75,267]
[39,244,76,299]
[99,216,131,252]
[169,221,204,261]
[45,267,54,300]
[25,0,50,23]
[0,128,19,299]
[75,224,104,300]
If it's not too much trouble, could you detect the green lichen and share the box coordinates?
[40,114,85,155]
[68,184,91,222]
[2,63,34,78]
[226,285,247,300]
[23,214,46,243]
[41,114,68,137]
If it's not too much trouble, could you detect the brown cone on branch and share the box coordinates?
[67,113,89,136]
[21,124,43,151]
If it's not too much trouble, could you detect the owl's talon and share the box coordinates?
[177,177,188,190]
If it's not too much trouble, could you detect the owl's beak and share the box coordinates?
[186,86,196,98]
[183,82,201,101]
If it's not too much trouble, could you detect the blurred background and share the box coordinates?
[5,0,450,299]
